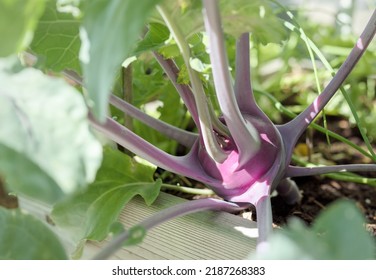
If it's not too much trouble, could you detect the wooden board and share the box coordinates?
[19,192,258,260]
[85,193,258,260]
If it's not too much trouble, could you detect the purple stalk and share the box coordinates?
[63,69,197,148]
[278,9,376,162]
[152,52,200,126]
[255,196,272,245]
[203,0,261,167]
[109,94,197,148]
[91,198,246,259]
[89,113,218,187]
[235,33,269,123]
[276,178,302,205]
[154,52,231,139]
[286,164,376,178]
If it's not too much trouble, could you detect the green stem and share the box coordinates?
[325,172,376,187]
[295,20,330,145]
[161,184,215,195]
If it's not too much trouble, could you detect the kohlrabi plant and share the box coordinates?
[0,0,375,260]
[78,2,376,258]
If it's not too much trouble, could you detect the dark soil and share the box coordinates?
[271,177,376,236]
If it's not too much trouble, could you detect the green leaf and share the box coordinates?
[109,221,125,236]
[30,0,82,73]
[252,218,329,259]
[51,147,161,246]
[251,199,375,259]
[80,0,162,121]
[176,64,190,85]
[0,0,46,56]
[0,60,102,203]
[0,145,64,203]
[159,44,181,59]
[95,147,156,184]
[133,22,170,55]
[219,0,287,45]
[0,207,67,259]
[312,199,375,259]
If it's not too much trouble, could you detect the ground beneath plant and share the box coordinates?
[270,177,376,235]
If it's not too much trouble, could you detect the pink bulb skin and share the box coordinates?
[198,114,283,202]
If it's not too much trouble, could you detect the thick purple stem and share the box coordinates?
[153,52,200,126]
[63,69,197,148]
[91,198,246,259]
[109,94,197,148]
[235,33,269,122]
[89,114,217,186]
[278,10,376,161]
[255,196,273,246]
[203,0,260,167]
[286,164,376,177]
[276,178,302,205]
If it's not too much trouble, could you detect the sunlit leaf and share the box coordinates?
[0,207,67,260]
[30,0,82,73]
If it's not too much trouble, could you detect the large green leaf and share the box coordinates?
[80,0,161,121]
[0,0,46,57]
[51,147,160,246]
[252,200,375,259]
[30,0,82,73]
[0,59,102,203]
[0,207,67,259]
